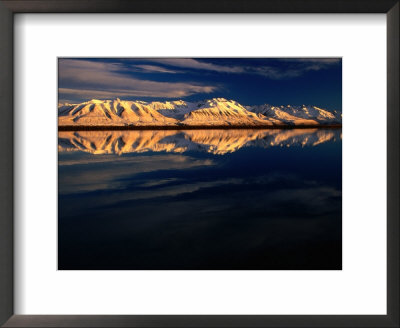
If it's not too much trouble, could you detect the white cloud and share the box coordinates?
[58,59,217,101]
[58,58,341,102]
[143,58,341,79]
[134,64,178,74]
[143,58,245,73]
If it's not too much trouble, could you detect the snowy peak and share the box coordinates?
[58,99,178,126]
[181,98,274,126]
[59,98,342,127]
[247,104,342,125]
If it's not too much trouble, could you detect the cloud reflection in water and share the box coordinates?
[58,129,342,270]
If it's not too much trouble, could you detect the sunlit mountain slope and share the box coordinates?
[248,104,342,125]
[58,98,342,127]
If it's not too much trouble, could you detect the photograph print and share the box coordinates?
[58,58,342,270]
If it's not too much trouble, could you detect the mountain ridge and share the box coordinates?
[58,98,342,127]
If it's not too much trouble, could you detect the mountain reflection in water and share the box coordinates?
[58,128,342,155]
[58,128,342,270]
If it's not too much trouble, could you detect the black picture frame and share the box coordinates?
[0,0,398,327]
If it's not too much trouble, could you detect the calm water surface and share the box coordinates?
[58,129,342,270]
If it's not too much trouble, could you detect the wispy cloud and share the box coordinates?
[261,58,342,78]
[143,58,245,73]
[278,58,341,63]
[58,59,217,102]
[58,154,214,194]
[134,64,178,74]
[58,58,341,103]
[143,58,340,79]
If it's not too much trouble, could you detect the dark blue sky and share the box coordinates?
[58,58,342,110]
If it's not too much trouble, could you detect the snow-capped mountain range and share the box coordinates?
[58,98,342,127]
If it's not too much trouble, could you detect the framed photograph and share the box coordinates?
[0,1,398,327]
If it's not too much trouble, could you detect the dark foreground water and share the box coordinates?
[58,129,342,270]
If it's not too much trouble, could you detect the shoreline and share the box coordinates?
[58,124,342,131]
